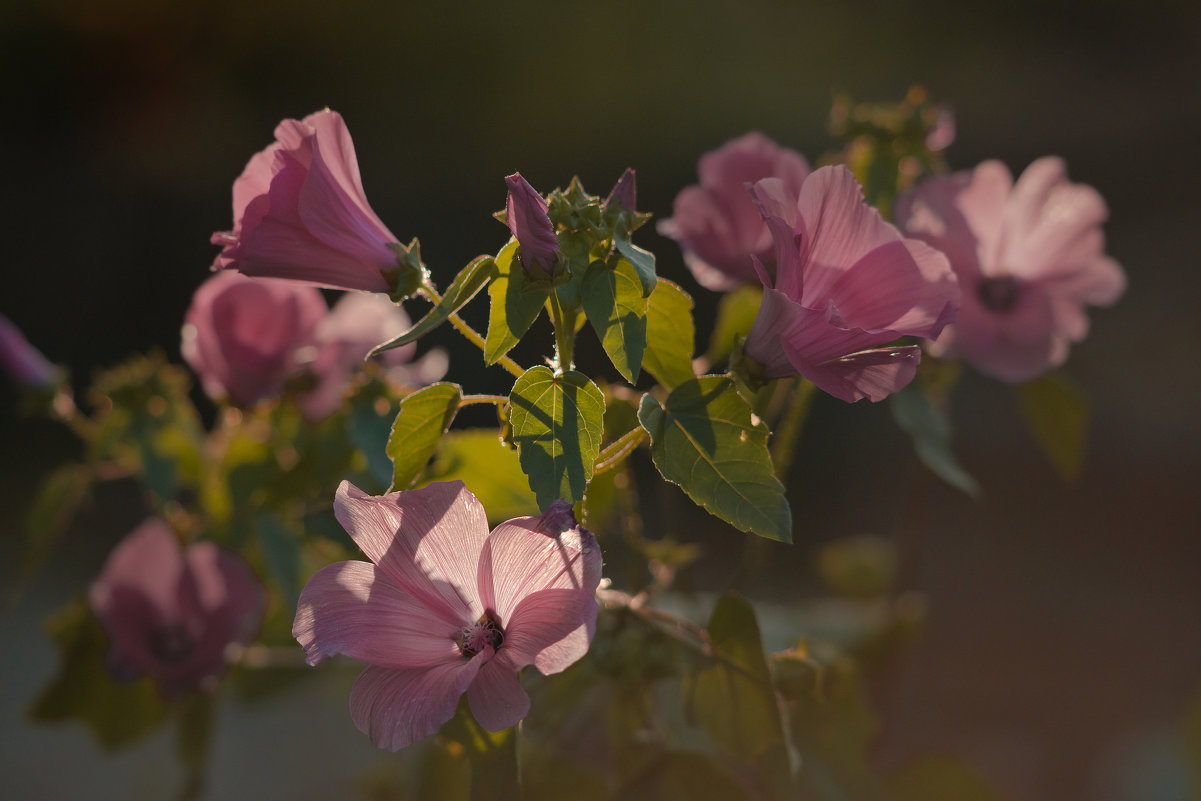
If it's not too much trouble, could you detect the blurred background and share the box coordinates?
[2,0,1200,798]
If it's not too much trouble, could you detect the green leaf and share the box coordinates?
[485,241,551,364]
[638,377,792,542]
[685,593,783,759]
[386,383,462,490]
[643,278,697,390]
[1016,371,1089,482]
[890,381,981,498]
[371,254,496,355]
[508,367,606,508]
[30,600,169,749]
[614,230,657,297]
[705,285,762,365]
[427,429,538,524]
[582,258,648,383]
[15,462,92,599]
[347,386,398,491]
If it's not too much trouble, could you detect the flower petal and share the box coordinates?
[297,111,399,271]
[333,481,488,624]
[349,659,482,751]
[803,345,922,403]
[293,560,462,668]
[466,656,531,732]
[499,588,599,675]
[475,512,601,625]
[743,287,806,379]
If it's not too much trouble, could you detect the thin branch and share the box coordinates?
[593,425,647,475]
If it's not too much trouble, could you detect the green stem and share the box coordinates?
[770,378,816,478]
[593,425,647,476]
[420,284,525,379]
[548,292,574,372]
[459,394,509,408]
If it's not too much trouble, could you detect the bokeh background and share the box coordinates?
[2,0,1200,799]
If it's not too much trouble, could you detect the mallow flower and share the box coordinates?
[297,292,448,421]
[895,157,1125,381]
[658,132,811,290]
[0,313,56,388]
[742,165,959,403]
[293,481,602,751]
[181,271,327,408]
[89,518,265,697]
[211,110,400,293]
[504,172,561,277]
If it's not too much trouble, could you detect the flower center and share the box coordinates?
[977,275,1021,313]
[149,624,196,664]
[457,611,504,658]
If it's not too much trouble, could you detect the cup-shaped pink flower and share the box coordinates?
[743,165,959,402]
[895,157,1126,381]
[0,313,56,388]
[181,271,328,408]
[658,132,811,291]
[297,292,448,420]
[89,519,265,697]
[211,110,399,293]
[504,173,561,277]
[293,481,602,751]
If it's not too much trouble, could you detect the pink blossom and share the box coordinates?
[895,157,1126,381]
[504,173,561,277]
[211,110,399,293]
[0,313,56,388]
[89,519,265,697]
[743,165,959,402]
[181,271,327,408]
[293,482,602,751]
[297,292,448,421]
[658,132,811,290]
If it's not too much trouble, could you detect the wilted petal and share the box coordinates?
[333,481,488,624]
[350,659,483,752]
[293,560,462,668]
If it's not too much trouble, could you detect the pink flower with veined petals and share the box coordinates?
[658,132,811,290]
[89,519,265,697]
[895,157,1126,381]
[742,165,960,402]
[211,110,399,293]
[181,271,327,408]
[297,292,448,421]
[293,481,602,751]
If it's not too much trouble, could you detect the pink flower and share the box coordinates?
[658,132,811,290]
[297,292,448,421]
[895,157,1126,382]
[211,110,399,293]
[743,165,959,402]
[504,173,561,277]
[293,481,602,751]
[89,519,265,697]
[0,313,56,388]
[181,271,327,408]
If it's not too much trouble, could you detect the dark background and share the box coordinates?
[2,0,1200,799]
